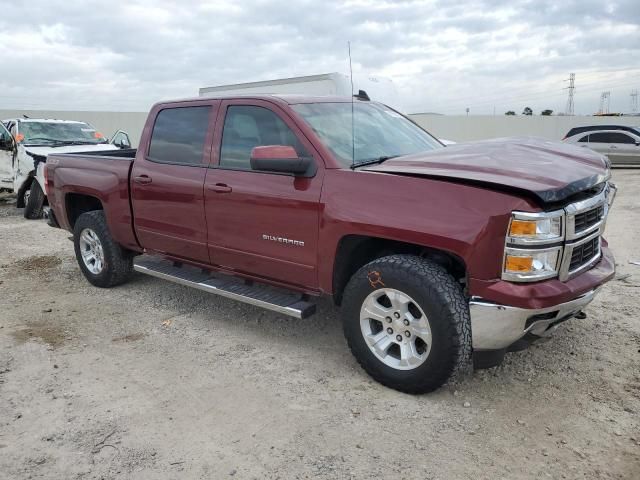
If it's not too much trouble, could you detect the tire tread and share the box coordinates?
[342,254,472,394]
[73,210,133,288]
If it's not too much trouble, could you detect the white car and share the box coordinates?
[0,118,131,218]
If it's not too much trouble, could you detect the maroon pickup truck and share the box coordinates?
[44,95,616,393]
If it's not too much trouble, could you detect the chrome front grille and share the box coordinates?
[568,235,600,271]
[559,186,611,281]
[573,205,605,234]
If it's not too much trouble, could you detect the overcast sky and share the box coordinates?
[1,0,639,115]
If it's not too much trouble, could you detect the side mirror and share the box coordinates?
[250,145,312,175]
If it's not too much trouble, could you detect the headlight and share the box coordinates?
[503,246,561,282]
[503,210,565,282]
[507,211,563,243]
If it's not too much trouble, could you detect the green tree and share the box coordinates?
[505,111,516,115]
[522,107,533,115]
[541,109,553,116]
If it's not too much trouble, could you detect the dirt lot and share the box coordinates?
[0,171,639,480]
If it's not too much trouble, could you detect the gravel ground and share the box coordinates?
[0,171,639,480]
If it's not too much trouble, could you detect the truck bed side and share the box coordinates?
[46,151,141,251]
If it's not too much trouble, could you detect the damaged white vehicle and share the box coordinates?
[0,118,131,219]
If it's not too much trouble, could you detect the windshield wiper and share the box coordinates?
[25,138,97,147]
[351,155,398,169]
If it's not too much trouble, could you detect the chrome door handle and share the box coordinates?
[208,183,232,193]
[134,175,152,184]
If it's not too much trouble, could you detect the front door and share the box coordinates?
[130,102,218,263]
[0,123,14,188]
[204,100,324,289]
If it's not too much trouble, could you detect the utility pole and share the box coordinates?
[564,73,575,116]
[598,91,610,115]
[632,89,638,113]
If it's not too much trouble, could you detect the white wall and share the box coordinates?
[408,114,640,142]
[0,110,148,147]
[2,109,638,146]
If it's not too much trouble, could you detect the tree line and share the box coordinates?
[505,107,553,116]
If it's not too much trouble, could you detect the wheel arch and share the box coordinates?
[331,234,468,305]
[65,193,104,229]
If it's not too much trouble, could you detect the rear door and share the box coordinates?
[130,101,218,263]
[0,122,14,188]
[605,131,640,165]
[204,100,324,289]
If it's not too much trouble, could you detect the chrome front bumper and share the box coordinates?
[469,289,599,350]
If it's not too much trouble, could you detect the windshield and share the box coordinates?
[291,102,442,167]
[20,121,107,146]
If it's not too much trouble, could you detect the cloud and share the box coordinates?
[0,0,638,114]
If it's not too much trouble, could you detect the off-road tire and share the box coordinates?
[73,210,134,288]
[342,254,472,394]
[23,181,45,219]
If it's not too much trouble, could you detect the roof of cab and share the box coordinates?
[153,94,364,108]
[2,118,88,124]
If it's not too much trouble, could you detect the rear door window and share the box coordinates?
[148,106,211,165]
[607,132,635,144]
[588,132,635,144]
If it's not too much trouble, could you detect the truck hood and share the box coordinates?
[25,143,120,157]
[362,137,610,204]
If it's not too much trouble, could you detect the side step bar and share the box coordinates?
[133,256,316,319]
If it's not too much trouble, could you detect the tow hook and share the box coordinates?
[575,311,587,319]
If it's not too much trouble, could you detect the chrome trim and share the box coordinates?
[469,289,599,350]
[502,183,613,283]
[134,263,307,319]
[506,209,564,246]
[502,245,562,282]
[564,188,608,241]
[558,229,602,281]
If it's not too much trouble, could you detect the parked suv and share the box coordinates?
[563,126,640,166]
[44,95,616,393]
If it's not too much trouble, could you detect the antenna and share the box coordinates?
[348,41,355,165]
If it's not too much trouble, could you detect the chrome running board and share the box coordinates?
[134,256,316,319]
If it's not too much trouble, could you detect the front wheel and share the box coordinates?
[73,210,134,288]
[341,255,471,394]
[23,181,45,219]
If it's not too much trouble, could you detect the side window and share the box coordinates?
[148,106,210,165]
[608,132,634,144]
[0,123,12,150]
[587,132,611,144]
[219,106,308,170]
[578,134,589,143]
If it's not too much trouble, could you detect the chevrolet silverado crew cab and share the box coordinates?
[44,95,616,393]
[0,118,130,219]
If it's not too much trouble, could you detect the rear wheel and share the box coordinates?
[23,181,45,219]
[342,254,471,394]
[73,210,134,288]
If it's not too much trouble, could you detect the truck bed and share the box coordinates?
[46,149,140,251]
